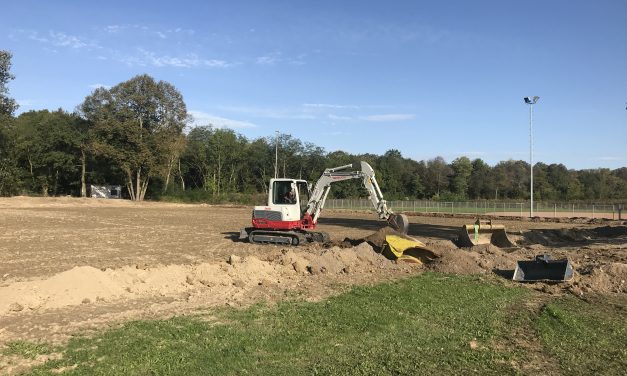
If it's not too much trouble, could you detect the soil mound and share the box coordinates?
[523,225,627,246]
[427,249,484,275]
[0,242,396,315]
[363,226,408,249]
[281,243,390,275]
[570,262,627,295]
[592,225,627,238]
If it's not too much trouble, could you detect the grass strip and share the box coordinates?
[27,273,532,375]
[536,295,627,376]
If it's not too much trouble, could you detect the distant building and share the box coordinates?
[89,185,122,199]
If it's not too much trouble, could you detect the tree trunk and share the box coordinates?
[178,159,185,191]
[217,153,222,196]
[163,166,172,194]
[126,170,136,201]
[136,167,141,201]
[139,177,149,201]
[260,168,268,193]
[162,153,177,194]
[54,169,59,196]
[80,149,87,197]
[28,155,34,185]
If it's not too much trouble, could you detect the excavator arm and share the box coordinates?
[304,161,409,234]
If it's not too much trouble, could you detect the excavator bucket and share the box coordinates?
[457,220,515,248]
[387,213,410,235]
[513,254,574,282]
[382,235,437,264]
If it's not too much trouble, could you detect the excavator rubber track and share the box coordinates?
[241,228,329,246]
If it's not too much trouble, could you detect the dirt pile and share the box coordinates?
[427,245,518,275]
[283,242,392,275]
[570,262,627,295]
[363,226,407,249]
[0,243,397,315]
[522,225,627,246]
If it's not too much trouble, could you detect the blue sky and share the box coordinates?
[2,0,626,169]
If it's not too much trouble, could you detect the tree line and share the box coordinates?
[1,51,625,202]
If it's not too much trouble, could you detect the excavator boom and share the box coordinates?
[305,161,409,234]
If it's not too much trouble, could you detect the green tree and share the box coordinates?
[532,162,555,200]
[244,138,274,193]
[0,51,18,117]
[449,156,472,199]
[468,158,492,199]
[0,50,20,195]
[12,110,85,196]
[377,149,404,199]
[424,157,451,199]
[80,75,188,201]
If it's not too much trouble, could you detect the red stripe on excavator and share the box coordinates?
[252,217,316,230]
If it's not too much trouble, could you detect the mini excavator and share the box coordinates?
[240,161,409,245]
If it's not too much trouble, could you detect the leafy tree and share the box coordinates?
[0,50,18,117]
[0,120,20,195]
[468,158,492,199]
[12,110,85,195]
[449,156,472,199]
[80,75,187,201]
[0,50,20,195]
[532,162,555,200]
[377,149,404,199]
[424,157,451,198]
[244,138,274,193]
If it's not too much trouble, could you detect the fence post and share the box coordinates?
[554,203,556,218]
[592,204,595,219]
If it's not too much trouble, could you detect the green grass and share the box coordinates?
[19,274,627,375]
[536,296,627,375]
[2,341,56,360]
[24,274,529,375]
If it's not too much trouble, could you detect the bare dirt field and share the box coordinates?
[0,197,625,373]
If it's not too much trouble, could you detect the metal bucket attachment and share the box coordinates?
[457,219,515,248]
[387,213,410,235]
[513,254,574,282]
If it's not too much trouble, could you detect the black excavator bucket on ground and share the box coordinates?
[513,254,574,282]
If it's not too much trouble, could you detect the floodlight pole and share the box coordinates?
[524,96,539,217]
[529,103,534,217]
[274,131,279,179]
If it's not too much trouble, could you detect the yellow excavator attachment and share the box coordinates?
[457,219,515,248]
[382,235,437,264]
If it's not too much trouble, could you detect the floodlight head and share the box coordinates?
[524,96,539,105]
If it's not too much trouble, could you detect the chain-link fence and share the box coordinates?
[325,199,625,220]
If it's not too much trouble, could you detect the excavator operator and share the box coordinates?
[284,188,296,204]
